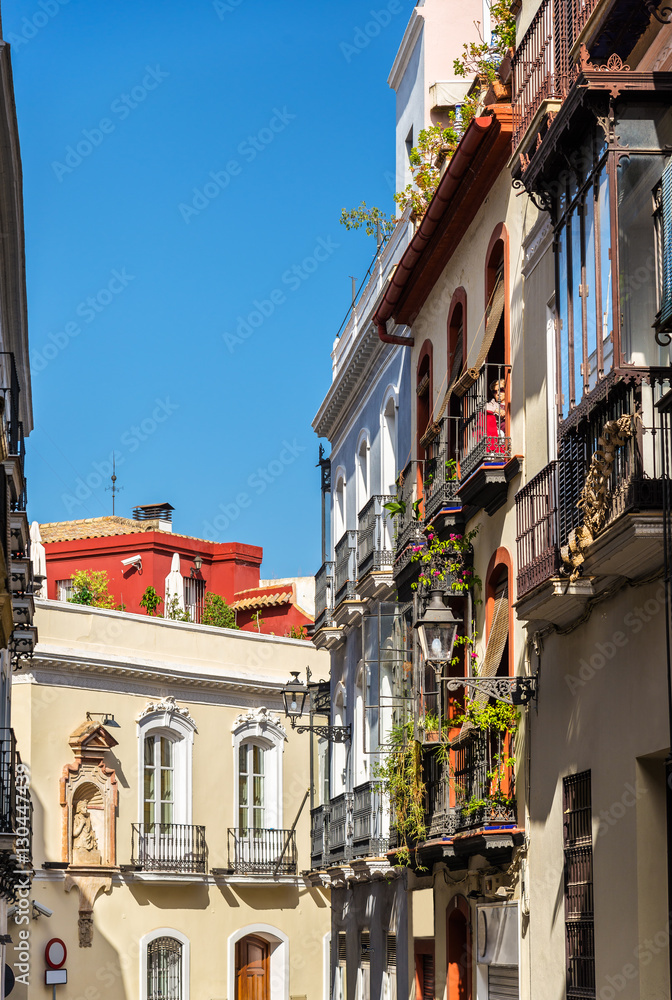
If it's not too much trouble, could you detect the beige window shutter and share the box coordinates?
[453,278,506,398]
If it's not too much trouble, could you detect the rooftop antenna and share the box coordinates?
[106,454,123,516]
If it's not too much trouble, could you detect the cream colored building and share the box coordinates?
[10,599,330,999]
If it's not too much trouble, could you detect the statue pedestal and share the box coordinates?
[72,848,101,867]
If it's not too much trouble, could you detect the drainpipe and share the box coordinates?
[376,321,415,347]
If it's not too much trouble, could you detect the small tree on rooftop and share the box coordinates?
[201,592,238,630]
[139,586,162,616]
[68,570,117,609]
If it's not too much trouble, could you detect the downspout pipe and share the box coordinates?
[377,321,414,346]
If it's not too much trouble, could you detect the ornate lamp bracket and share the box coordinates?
[645,1,672,24]
[444,674,538,706]
[289,719,351,743]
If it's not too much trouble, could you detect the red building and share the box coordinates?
[39,504,313,637]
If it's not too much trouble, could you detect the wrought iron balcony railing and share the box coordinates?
[515,460,561,599]
[357,495,395,575]
[0,729,17,837]
[423,417,461,521]
[0,353,21,458]
[459,363,511,481]
[314,561,335,630]
[227,827,297,875]
[515,376,666,598]
[131,823,207,873]
[310,804,330,868]
[424,732,516,840]
[334,531,358,604]
[394,460,424,556]
[327,791,352,861]
[352,781,388,857]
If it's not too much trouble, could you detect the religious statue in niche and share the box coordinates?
[61,721,119,947]
[72,797,101,866]
[60,721,118,868]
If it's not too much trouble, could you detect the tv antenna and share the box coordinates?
[106,454,123,515]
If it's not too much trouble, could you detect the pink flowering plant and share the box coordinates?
[410,526,481,596]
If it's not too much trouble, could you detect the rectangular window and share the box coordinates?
[144,735,174,827]
[183,576,205,623]
[57,580,73,601]
[238,742,265,833]
[563,771,595,999]
[386,934,397,1000]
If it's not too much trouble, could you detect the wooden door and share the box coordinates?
[236,935,270,1000]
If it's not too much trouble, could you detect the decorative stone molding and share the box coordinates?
[61,723,118,868]
[64,873,112,947]
[137,695,197,731]
[522,217,553,276]
[231,705,286,742]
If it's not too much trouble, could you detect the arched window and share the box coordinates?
[137,698,197,828]
[333,469,346,546]
[332,683,347,796]
[484,226,510,438]
[417,342,433,461]
[445,289,467,462]
[142,928,189,1000]
[381,391,397,496]
[232,707,286,830]
[356,432,370,515]
[446,896,471,1000]
[354,662,368,787]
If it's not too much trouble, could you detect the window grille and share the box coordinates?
[147,936,182,1000]
[183,576,205,623]
[563,771,595,999]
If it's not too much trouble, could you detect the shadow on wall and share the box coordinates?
[129,883,211,910]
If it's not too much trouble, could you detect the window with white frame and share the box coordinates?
[356,433,370,515]
[333,471,346,546]
[56,579,73,601]
[232,708,286,832]
[381,394,397,496]
[142,928,189,1000]
[137,699,197,829]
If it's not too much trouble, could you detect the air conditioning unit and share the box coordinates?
[476,902,519,967]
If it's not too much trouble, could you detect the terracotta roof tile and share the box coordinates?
[231,591,293,610]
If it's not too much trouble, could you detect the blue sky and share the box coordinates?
[5,0,411,579]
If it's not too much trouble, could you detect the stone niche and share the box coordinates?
[60,722,119,868]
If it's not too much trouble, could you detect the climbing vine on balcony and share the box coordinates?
[374,720,427,866]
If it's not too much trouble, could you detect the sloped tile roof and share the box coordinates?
[40,516,158,542]
[231,590,293,610]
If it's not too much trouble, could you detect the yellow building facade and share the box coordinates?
[10,599,330,1000]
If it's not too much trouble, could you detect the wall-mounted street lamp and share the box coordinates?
[281,670,351,743]
[414,589,460,673]
[190,555,203,578]
[415,589,537,706]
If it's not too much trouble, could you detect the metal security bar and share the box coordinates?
[327,792,352,859]
[131,823,207,873]
[352,781,387,857]
[515,461,560,598]
[423,417,461,521]
[0,729,17,836]
[314,561,335,629]
[563,771,595,999]
[357,495,395,574]
[147,936,182,1000]
[227,827,297,875]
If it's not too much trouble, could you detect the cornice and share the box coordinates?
[388,9,423,92]
[312,324,384,440]
[27,647,286,696]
